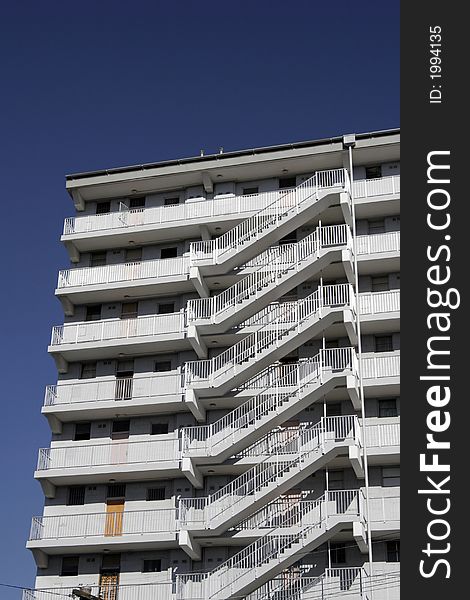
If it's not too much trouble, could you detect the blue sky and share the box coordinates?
[0,1,398,596]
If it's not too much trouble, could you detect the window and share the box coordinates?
[80,362,97,379]
[107,484,126,499]
[154,360,172,372]
[279,231,297,245]
[120,302,138,319]
[325,339,339,349]
[158,302,175,314]
[61,556,79,576]
[125,248,142,262]
[326,403,342,417]
[330,543,346,564]
[74,422,91,441]
[142,559,162,573]
[160,247,178,259]
[151,423,169,435]
[387,540,400,562]
[368,219,386,234]
[382,466,400,487]
[67,486,86,506]
[365,165,382,179]
[90,251,107,268]
[242,186,259,195]
[112,420,130,440]
[371,276,389,292]
[328,470,344,490]
[129,197,146,209]
[147,487,166,501]
[375,335,394,353]
[86,305,102,321]
[164,197,180,206]
[379,399,398,418]
[96,201,111,215]
[278,177,296,189]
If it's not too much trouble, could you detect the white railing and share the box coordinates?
[181,348,357,456]
[362,352,400,380]
[184,283,355,387]
[29,508,177,541]
[178,416,360,529]
[353,174,400,199]
[63,189,285,236]
[62,174,399,238]
[22,581,172,600]
[369,492,400,524]
[44,372,183,407]
[245,567,369,600]
[189,168,349,264]
[176,490,363,600]
[57,256,190,289]
[359,289,400,315]
[50,311,186,346]
[187,223,352,323]
[357,231,400,255]
[37,438,179,471]
[366,421,400,448]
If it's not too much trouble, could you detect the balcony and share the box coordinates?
[362,351,400,396]
[359,289,400,333]
[48,312,188,372]
[42,371,184,431]
[56,256,192,310]
[42,348,400,431]
[357,231,400,275]
[22,579,173,600]
[27,507,177,565]
[61,169,356,262]
[35,437,181,497]
[354,174,400,220]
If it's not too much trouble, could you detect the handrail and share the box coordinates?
[178,416,360,529]
[187,223,352,324]
[184,283,354,386]
[181,348,357,455]
[189,168,349,265]
[29,507,177,540]
[176,490,362,599]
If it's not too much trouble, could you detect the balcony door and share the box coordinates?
[99,571,119,600]
[115,360,134,401]
[104,499,125,537]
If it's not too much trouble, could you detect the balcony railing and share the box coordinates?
[44,372,183,407]
[22,581,172,600]
[362,352,400,379]
[50,311,186,346]
[29,507,177,541]
[359,289,400,315]
[63,189,286,236]
[37,437,179,471]
[357,231,400,255]
[57,255,190,289]
[366,421,400,447]
[353,174,400,199]
[62,174,399,239]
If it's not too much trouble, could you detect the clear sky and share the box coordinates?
[0,1,399,597]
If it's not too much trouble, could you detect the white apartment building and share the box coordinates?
[26,129,400,600]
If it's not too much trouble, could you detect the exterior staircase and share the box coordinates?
[184,284,356,397]
[181,348,358,464]
[189,168,350,275]
[178,416,361,536]
[176,490,365,600]
[187,223,353,334]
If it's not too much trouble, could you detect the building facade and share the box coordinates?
[26,130,400,600]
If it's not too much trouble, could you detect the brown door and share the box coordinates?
[105,500,125,537]
[99,572,119,600]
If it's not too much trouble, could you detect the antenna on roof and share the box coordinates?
[200,149,204,157]
[219,147,224,154]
